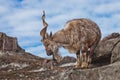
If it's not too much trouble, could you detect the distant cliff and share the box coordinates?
[0,32,25,52]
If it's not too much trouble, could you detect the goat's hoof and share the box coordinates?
[74,64,81,69]
[88,57,92,64]
[81,61,88,69]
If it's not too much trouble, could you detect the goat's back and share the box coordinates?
[62,18,101,53]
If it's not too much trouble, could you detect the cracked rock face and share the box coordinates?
[0,32,25,52]
[92,33,120,65]
[111,40,120,63]
[53,62,120,80]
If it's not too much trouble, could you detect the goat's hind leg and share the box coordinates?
[81,52,89,68]
[75,50,82,68]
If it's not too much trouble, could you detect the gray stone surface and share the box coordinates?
[92,34,120,65]
[52,62,120,80]
[111,39,120,63]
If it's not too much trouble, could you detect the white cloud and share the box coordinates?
[25,45,48,58]
[94,1,120,14]
[59,48,76,58]
[0,0,120,57]
[0,6,8,15]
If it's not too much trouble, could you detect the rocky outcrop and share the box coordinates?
[92,33,120,65]
[52,61,120,80]
[0,32,25,52]
[0,32,120,80]
[42,56,76,69]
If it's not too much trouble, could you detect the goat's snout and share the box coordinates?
[46,49,53,56]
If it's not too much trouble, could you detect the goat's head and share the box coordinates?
[40,11,58,56]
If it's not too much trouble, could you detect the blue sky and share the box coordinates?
[0,0,120,58]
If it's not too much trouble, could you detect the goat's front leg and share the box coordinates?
[53,54,57,62]
[87,48,91,64]
[75,50,82,68]
[81,52,88,68]
[53,52,62,63]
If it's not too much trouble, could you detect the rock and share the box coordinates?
[58,56,76,66]
[101,33,120,42]
[41,56,76,69]
[111,40,120,63]
[52,62,120,80]
[92,33,120,65]
[42,59,56,70]
[1,32,120,80]
[0,32,25,52]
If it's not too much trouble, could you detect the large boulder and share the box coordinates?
[92,33,120,64]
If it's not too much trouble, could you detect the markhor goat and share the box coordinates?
[40,11,101,68]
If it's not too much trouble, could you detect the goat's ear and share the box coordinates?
[50,32,52,37]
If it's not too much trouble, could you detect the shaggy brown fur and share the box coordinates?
[40,11,101,68]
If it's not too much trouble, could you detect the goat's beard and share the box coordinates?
[52,47,62,62]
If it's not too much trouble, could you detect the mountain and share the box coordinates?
[0,32,120,80]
